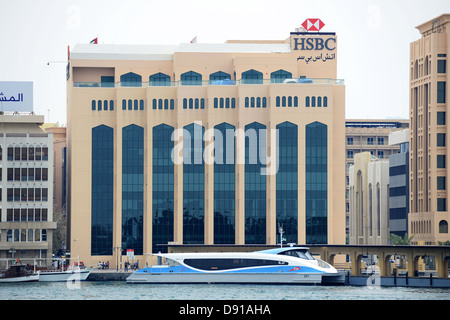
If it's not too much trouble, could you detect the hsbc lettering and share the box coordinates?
[293,37,336,51]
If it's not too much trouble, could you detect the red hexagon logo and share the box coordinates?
[301,19,325,32]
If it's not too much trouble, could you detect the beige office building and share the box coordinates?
[345,119,409,238]
[0,114,56,268]
[409,14,450,245]
[67,28,346,267]
[348,152,390,245]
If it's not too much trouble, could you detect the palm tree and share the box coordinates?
[389,233,414,245]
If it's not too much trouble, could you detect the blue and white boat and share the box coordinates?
[126,247,344,285]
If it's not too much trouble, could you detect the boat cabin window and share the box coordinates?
[184,258,287,271]
[165,258,181,267]
[279,249,314,260]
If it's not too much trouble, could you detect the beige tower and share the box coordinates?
[409,14,450,244]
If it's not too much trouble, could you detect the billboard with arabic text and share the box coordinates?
[0,81,33,112]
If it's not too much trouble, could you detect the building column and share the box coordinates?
[436,254,448,278]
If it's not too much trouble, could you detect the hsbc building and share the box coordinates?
[66,19,346,267]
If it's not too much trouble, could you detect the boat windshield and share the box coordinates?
[279,249,314,260]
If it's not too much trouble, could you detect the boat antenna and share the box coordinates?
[278,224,284,248]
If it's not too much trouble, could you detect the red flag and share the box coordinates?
[90,38,98,44]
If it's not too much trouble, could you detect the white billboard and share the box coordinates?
[0,81,33,112]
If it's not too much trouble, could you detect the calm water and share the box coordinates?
[1,281,449,300]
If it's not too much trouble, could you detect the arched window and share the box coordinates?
[323,97,328,107]
[91,125,114,255]
[305,121,328,244]
[181,71,202,86]
[214,122,236,244]
[317,97,322,107]
[149,72,170,86]
[245,122,267,244]
[183,123,205,244]
[152,124,174,253]
[439,220,448,233]
[271,69,292,83]
[276,121,298,244]
[120,72,142,87]
[122,124,144,255]
[306,96,310,107]
[276,96,281,107]
[210,71,231,84]
[241,69,263,84]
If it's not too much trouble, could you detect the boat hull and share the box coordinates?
[127,272,323,284]
[0,274,39,283]
[38,269,91,282]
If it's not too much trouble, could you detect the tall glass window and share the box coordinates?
[183,123,205,244]
[245,122,266,244]
[122,125,144,255]
[91,125,114,255]
[276,122,298,244]
[214,123,235,244]
[152,124,174,253]
[305,122,328,244]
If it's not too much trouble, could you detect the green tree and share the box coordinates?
[389,233,414,245]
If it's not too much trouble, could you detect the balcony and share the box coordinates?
[73,78,345,88]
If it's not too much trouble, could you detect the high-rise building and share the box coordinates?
[67,27,346,267]
[409,14,450,245]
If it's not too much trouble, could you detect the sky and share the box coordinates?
[0,0,449,125]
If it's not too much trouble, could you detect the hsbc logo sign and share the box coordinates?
[302,18,325,32]
[293,37,336,51]
[292,18,336,52]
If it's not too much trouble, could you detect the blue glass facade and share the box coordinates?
[152,124,174,253]
[214,123,235,244]
[276,122,298,244]
[305,122,328,244]
[245,122,266,244]
[183,123,205,244]
[122,125,144,255]
[91,125,114,255]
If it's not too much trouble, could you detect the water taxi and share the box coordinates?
[0,265,39,283]
[126,247,344,285]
